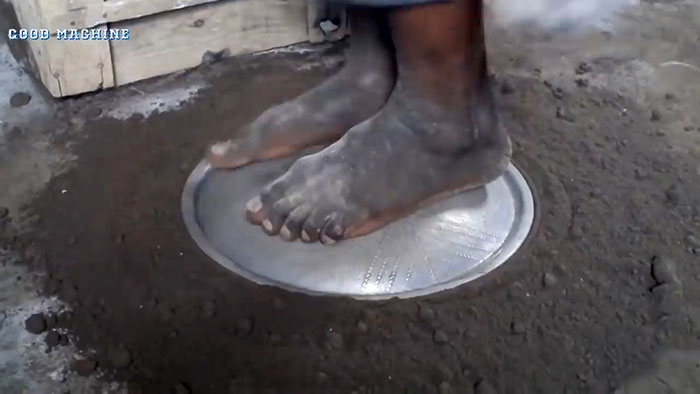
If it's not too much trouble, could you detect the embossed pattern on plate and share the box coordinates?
[182,156,535,300]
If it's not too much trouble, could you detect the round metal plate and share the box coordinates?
[182,155,535,300]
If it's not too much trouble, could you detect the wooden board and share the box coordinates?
[7,0,347,97]
[9,0,115,97]
[110,0,310,86]
[28,0,223,31]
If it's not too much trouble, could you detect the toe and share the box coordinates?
[247,178,291,225]
[207,140,252,169]
[321,213,345,245]
[280,205,311,242]
[262,197,298,236]
[245,195,265,224]
[300,210,328,244]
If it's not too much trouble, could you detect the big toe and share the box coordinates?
[206,140,254,169]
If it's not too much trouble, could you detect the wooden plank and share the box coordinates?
[110,0,309,86]
[9,0,115,97]
[33,0,223,31]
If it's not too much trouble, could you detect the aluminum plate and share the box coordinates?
[182,155,535,300]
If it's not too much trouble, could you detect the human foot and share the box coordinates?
[207,11,395,169]
[244,0,511,244]
[245,83,511,243]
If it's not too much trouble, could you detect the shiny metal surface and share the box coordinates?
[182,156,535,300]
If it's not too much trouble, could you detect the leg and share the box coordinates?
[247,0,511,243]
[206,9,395,169]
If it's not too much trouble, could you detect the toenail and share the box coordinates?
[301,230,311,242]
[210,141,232,156]
[262,219,273,232]
[280,226,292,240]
[321,234,336,245]
[246,197,263,213]
[333,224,343,237]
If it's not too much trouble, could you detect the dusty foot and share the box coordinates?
[206,17,394,169]
[245,81,512,244]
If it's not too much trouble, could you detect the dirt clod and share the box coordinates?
[45,330,60,347]
[651,256,679,286]
[73,359,97,377]
[9,92,31,108]
[511,321,526,334]
[576,62,592,75]
[556,107,575,122]
[433,330,448,344]
[650,109,662,122]
[25,313,47,334]
[542,272,557,288]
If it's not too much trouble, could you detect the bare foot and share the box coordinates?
[244,0,511,244]
[244,80,511,243]
[207,11,394,169]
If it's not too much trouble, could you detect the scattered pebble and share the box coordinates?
[576,62,592,75]
[193,19,205,28]
[542,272,557,288]
[650,109,662,122]
[652,256,679,286]
[357,321,368,333]
[108,346,132,368]
[25,313,47,334]
[433,330,448,344]
[551,86,565,100]
[10,92,31,108]
[511,321,526,334]
[575,78,589,87]
[74,359,97,377]
[665,93,675,100]
[45,330,61,348]
[556,107,575,122]
[0,207,9,219]
[651,283,683,316]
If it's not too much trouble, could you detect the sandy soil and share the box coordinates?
[1,0,700,393]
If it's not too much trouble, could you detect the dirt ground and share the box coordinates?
[1,1,700,393]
